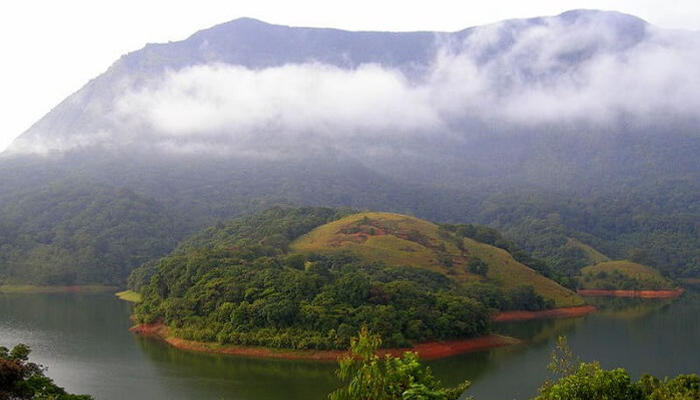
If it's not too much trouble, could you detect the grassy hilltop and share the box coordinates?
[579,260,675,290]
[129,208,582,351]
[292,212,582,307]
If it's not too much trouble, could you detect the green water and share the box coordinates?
[0,288,697,400]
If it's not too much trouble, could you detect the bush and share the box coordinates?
[0,344,93,400]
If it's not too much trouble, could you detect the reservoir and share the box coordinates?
[1,287,697,399]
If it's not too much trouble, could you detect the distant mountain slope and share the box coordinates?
[6,18,440,154]
[565,238,610,265]
[8,10,697,181]
[0,184,182,285]
[0,10,697,285]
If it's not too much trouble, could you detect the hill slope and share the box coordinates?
[130,208,581,351]
[0,10,697,286]
[0,183,182,285]
[292,212,582,307]
[578,260,675,290]
[566,238,611,265]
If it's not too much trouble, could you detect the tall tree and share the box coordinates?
[329,327,470,400]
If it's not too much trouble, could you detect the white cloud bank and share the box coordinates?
[117,64,440,140]
[12,14,700,155]
[117,20,700,151]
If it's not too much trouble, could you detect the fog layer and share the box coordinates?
[9,11,700,155]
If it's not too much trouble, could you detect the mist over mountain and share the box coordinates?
[0,10,697,284]
[6,11,698,188]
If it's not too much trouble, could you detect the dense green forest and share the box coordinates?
[130,207,565,350]
[0,184,184,285]
[0,159,696,287]
[476,184,699,279]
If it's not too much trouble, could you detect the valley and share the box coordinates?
[0,8,697,400]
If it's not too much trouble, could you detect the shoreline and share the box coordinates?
[577,288,684,298]
[491,305,596,322]
[0,284,118,294]
[130,322,521,361]
[130,304,598,361]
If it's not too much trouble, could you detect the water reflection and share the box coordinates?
[585,296,674,320]
[135,337,337,400]
[429,287,700,399]
[0,287,697,400]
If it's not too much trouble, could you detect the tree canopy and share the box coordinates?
[329,327,470,400]
[0,344,92,400]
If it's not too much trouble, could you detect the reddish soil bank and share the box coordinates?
[383,335,521,360]
[130,323,520,361]
[130,322,167,336]
[491,305,597,322]
[577,288,684,298]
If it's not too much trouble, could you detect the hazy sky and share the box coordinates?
[1,0,699,152]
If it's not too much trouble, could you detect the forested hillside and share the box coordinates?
[474,185,699,278]
[129,208,580,350]
[0,167,695,286]
[0,184,183,285]
[0,11,697,286]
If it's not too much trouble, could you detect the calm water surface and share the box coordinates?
[0,288,697,400]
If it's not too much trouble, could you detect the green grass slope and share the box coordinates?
[115,290,142,303]
[579,260,675,290]
[291,212,583,307]
[566,238,610,265]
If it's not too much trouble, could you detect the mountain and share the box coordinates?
[7,9,698,191]
[4,11,662,156]
[0,10,698,285]
[129,207,577,350]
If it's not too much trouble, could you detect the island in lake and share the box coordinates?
[127,208,589,359]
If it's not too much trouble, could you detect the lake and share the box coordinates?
[1,287,697,400]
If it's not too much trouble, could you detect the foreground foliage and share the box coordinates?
[537,362,700,400]
[0,344,92,400]
[537,336,700,400]
[328,333,700,400]
[329,327,470,400]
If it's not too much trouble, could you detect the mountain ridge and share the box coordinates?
[0,9,697,286]
[5,9,660,155]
